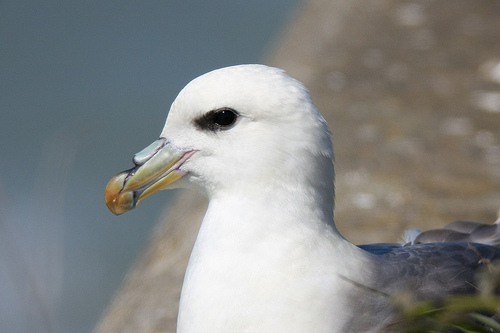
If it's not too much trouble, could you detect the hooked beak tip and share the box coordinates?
[105,171,135,215]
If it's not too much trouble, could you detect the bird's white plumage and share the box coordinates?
[158,65,375,332]
[108,64,500,332]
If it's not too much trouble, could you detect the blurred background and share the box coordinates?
[3,1,500,333]
[0,1,300,332]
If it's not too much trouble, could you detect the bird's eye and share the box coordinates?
[213,109,237,127]
[193,108,239,132]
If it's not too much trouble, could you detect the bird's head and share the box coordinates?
[105,65,334,215]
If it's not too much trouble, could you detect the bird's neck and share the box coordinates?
[177,185,371,333]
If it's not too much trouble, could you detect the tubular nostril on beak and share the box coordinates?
[133,138,167,166]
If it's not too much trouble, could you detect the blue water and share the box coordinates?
[0,1,300,332]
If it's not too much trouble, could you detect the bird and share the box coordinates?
[105,64,500,332]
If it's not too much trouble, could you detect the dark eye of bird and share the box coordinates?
[214,109,237,127]
[193,108,239,132]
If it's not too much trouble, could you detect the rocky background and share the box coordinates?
[94,1,500,332]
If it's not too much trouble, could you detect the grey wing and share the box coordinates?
[360,242,500,300]
[343,242,500,332]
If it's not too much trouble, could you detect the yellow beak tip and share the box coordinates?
[105,172,135,215]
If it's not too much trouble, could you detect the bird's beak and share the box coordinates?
[105,138,195,215]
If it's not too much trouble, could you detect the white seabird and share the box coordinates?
[105,64,500,332]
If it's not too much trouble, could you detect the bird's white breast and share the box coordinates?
[176,195,370,333]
